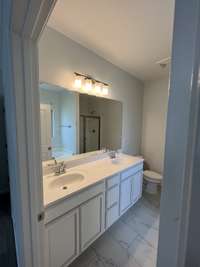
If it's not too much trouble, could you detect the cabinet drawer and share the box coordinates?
[106,174,120,189]
[121,164,143,181]
[106,204,119,229]
[106,185,119,209]
[45,182,105,224]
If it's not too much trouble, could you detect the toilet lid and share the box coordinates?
[143,170,162,181]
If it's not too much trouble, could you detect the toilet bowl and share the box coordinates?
[143,170,162,194]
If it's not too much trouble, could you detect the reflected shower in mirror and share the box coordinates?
[39,83,122,162]
[79,94,122,154]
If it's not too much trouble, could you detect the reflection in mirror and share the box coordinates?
[79,94,122,153]
[39,83,77,161]
[39,83,122,162]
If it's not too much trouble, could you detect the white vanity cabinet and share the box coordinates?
[105,174,120,229]
[132,171,143,204]
[44,182,105,267]
[120,176,133,214]
[44,161,143,267]
[45,209,79,267]
[80,194,104,251]
[120,164,143,215]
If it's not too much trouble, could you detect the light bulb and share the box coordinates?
[94,82,101,94]
[83,79,93,91]
[74,77,82,88]
[102,85,109,95]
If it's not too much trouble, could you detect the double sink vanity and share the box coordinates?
[43,153,144,267]
[39,82,144,267]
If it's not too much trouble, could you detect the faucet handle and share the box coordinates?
[59,161,66,172]
[102,148,110,153]
[108,150,117,159]
[52,161,66,175]
[53,157,57,165]
[52,164,61,175]
[47,157,57,167]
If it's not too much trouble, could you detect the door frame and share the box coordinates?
[1,0,58,266]
[80,115,101,153]
[157,0,200,266]
[1,0,200,266]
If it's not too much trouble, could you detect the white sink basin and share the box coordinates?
[50,172,85,190]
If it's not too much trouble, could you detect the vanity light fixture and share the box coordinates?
[74,72,109,96]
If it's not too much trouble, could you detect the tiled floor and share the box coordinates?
[70,192,160,267]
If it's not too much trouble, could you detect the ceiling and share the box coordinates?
[48,0,175,81]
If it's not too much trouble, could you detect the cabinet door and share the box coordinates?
[132,171,143,204]
[120,177,132,214]
[80,194,104,251]
[106,185,119,209]
[106,203,119,229]
[46,209,79,267]
[137,171,143,199]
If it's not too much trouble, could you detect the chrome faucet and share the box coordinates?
[108,150,117,159]
[53,161,66,175]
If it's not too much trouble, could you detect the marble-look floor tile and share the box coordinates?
[143,191,161,208]
[74,254,105,267]
[128,235,157,267]
[122,212,159,249]
[129,205,159,230]
[121,193,160,249]
[91,233,129,267]
[69,192,160,267]
[69,247,96,267]
[108,220,138,250]
[91,232,152,267]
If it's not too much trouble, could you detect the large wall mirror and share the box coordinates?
[39,83,122,161]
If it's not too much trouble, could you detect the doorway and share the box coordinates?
[80,115,101,153]
[2,1,200,267]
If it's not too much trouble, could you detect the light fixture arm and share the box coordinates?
[74,72,109,87]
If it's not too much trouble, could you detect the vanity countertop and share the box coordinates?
[43,154,143,207]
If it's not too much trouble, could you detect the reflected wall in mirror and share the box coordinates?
[39,83,78,161]
[79,94,122,153]
[39,83,123,162]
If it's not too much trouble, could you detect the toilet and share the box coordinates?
[143,170,162,194]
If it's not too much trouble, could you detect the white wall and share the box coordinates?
[141,76,169,173]
[60,91,77,154]
[39,27,143,155]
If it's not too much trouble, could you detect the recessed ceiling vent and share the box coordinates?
[156,57,171,68]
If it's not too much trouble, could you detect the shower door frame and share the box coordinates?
[80,115,101,153]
